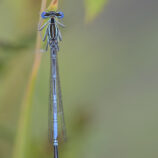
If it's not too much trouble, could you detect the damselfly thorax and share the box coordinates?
[48,18,59,51]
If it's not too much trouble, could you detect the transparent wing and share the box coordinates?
[48,53,54,146]
[56,54,67,142]
[48,52,67,147]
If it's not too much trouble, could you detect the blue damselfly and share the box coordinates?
[38,11,66,158]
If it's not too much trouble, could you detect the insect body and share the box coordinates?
[38,11,66,158]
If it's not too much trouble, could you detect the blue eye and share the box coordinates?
[58,12,64,19]
[41,12,47,19]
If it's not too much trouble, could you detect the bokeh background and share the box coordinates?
[0,0,158,158]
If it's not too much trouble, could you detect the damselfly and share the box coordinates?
[38,11,66,158]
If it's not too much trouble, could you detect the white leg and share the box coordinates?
[38,20,50,31]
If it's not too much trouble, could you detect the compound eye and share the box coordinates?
[41,12,47,19]
[57,12,64,19]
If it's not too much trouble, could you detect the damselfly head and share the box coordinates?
[41,11,64,19]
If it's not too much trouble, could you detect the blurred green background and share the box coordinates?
[0,0,158,158]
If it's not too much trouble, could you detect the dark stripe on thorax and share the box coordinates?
[50,18,56,39]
